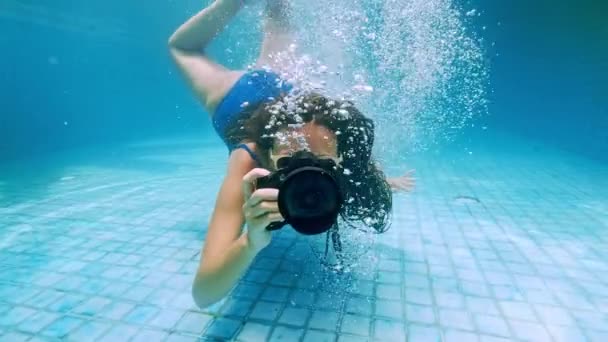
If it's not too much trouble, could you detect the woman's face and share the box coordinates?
[270,122,340,169]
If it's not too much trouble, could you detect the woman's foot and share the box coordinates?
[266,0,291,20]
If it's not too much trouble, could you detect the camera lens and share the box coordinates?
[302,190,321,209]
[289,176,334,215]
[278,167,342,235]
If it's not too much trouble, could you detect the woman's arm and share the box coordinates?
[192,147,282,308]
[168,0,246,112]
[192,149,257,308]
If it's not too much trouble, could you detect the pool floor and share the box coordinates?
[0,133,607,341]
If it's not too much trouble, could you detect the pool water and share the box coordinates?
[1,130,606,341]
[1,0,607,341]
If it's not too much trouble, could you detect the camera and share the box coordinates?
[256,150,343,235]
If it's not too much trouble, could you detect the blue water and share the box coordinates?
[1,0,607,341]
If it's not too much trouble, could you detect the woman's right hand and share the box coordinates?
[242,168,283,253]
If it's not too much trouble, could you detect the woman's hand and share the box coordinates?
[241,168,283,252]
[388,169,416,192]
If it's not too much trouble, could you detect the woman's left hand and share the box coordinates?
[388,170,416,192]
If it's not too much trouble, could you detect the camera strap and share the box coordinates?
[323,223,344,266]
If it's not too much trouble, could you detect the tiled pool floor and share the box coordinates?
[0,133,607,341]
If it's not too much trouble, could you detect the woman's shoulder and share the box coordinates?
[229,142,268,169]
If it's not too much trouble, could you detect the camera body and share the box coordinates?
[256,151,343,235]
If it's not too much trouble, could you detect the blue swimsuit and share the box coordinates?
[213,69,293,164]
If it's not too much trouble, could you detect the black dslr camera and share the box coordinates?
[256,150,344,235]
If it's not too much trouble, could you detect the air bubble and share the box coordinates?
[242,0,487,169]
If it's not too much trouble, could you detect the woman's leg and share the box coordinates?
[169,0,246,113]
[255,0,295,71]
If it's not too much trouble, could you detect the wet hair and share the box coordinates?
[225,92,392,233]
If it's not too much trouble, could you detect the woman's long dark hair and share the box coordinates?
[226,92,392,233]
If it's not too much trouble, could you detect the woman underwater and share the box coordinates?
[168,0,415,307]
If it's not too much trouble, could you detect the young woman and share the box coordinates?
[168,0,415,308]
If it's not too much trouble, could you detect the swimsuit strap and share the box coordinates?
[233,143,263,167]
